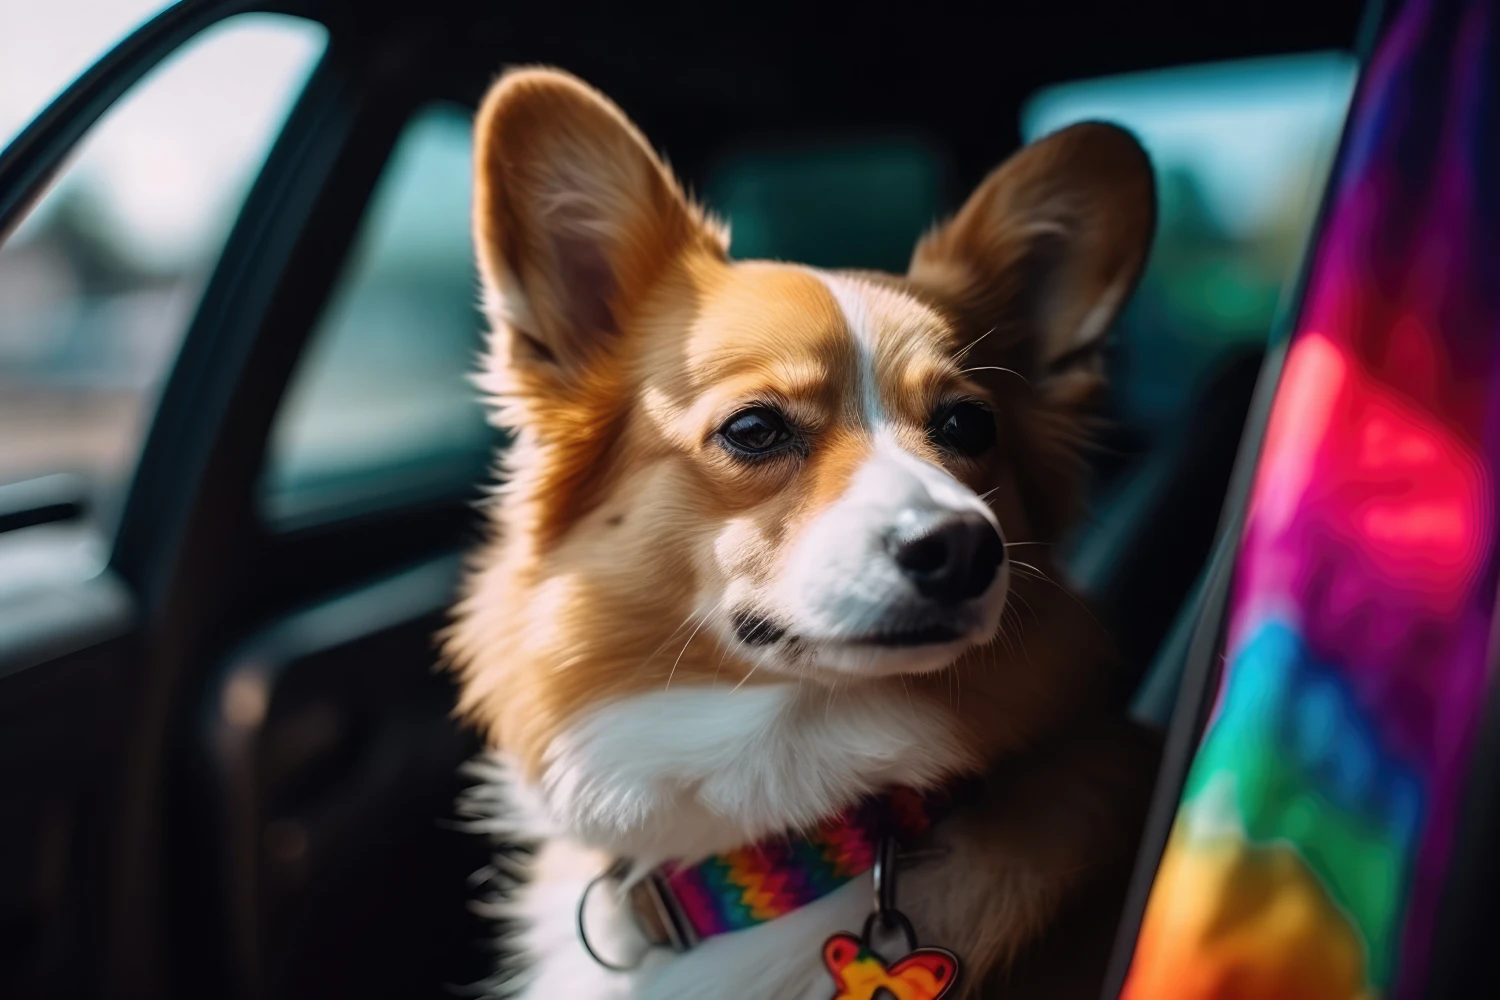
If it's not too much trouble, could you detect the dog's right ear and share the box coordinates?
[472,68,727,383]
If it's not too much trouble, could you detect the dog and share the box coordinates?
[445,66,1161,999]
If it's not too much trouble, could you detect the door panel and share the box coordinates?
[187,555,489,1000]
[0,630,132,999]
[0,10,328,998]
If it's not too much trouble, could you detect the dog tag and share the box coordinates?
[823,832,961,997]
[821,932,959,1000]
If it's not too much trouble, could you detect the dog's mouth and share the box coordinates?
[842,623,965,647]
[728,602,997,678]
[732,609,968,651]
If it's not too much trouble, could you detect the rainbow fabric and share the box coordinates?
[661,788,932,941]
[1121,1,1500,998]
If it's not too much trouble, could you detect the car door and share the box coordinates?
[0,7,333,997]
[0,4,497,998]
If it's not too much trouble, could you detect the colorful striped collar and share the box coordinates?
[624,787,943,951]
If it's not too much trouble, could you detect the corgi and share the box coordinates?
[445,66,1161,999]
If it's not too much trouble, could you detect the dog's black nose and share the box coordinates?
[892,512,1005,604]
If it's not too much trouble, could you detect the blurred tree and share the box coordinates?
[38,182,157,294]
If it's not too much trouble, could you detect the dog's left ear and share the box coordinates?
[908,122,1155,404]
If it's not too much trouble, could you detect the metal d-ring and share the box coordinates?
[577,862,649,972]
[861,907,919,957]
[872,833,900,923]
[866,833,919,956]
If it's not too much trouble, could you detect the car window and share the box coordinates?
[705,135,948,274]
[263,119,945,529]
[0,1,172,149]
[1021,51,1359,434]
[0,12,327,527]
[260,104,493,528]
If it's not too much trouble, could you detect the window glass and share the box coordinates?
[705,136,948,274]
[1021,52,1359,431]
[261,104,493,527]
[265,121,943,528]
[0,13,327,517]
[0,1,173,149]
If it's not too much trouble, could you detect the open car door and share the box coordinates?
[0,4,495,997]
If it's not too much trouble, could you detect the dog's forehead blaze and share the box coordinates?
[653,261,965,514]
[654,262,960,418]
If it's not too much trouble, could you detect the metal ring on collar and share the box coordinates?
[577,862,650,972]
[861,907,919,957]
[872,833,899,920]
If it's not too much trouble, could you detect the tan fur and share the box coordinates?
[446,66,1158,995]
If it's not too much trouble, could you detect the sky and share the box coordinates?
[0,1,172,146]
[0,1,325,269]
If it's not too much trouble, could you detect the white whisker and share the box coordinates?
[665,596,729,690]
[1009,588,1040,626]
[961,365,1031,388]
[1011,560,1108,634]
[953,327,997,363]
[630,605,710,679]
[730,661,761,693]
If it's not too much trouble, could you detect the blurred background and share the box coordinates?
[1,1,1356,533]
[1,4,325,522]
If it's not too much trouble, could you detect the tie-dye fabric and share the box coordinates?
[1120,0,1500,997]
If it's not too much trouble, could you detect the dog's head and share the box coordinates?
[449,68,1153,784]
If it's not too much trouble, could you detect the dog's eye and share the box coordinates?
[930,400,996,457]
[718,407,793,457]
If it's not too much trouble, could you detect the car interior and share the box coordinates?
[0,1,1386,997]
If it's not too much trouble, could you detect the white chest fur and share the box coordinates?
[461,682,983,998]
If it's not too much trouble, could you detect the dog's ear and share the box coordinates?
[473,67,727,381]
[908,122,1154,405]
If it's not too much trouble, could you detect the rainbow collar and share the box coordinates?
[624,787,942,951]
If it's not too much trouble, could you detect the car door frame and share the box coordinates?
[0,1,449,995]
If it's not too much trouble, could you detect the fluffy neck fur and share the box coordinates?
[450,542,1111,866]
